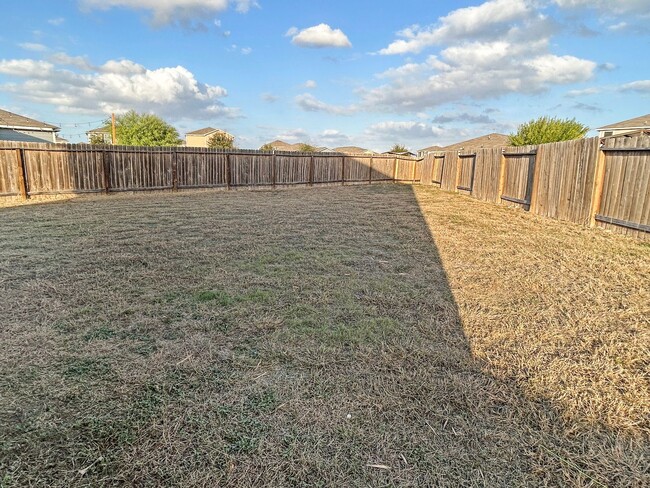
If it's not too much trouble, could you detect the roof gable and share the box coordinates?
[440,133,509,151]
[186,127,233,137]
[597,114,650,130]
[0,109,59,131]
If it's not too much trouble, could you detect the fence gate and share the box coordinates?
[500,151,536,208]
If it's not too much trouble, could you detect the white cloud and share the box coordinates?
[332,0,596,113]
[241,47,252,55]
[79,0,257,26]
[50,52,95,71]
[366,121,444,138]
[276,128,310,142]
[303,80,317,89]
[0,55,238,119]
[620,80,650,93]
[18,42,48,52]
[48,17,66,26]
[261,92,279,102]
[566,87,601,97]
[379,0,534,55]
[287,24,352,48]
[431,112,497,124]
[320,129,350,145]
[295,93,356,115]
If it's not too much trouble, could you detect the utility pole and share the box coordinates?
[111,113,116,144]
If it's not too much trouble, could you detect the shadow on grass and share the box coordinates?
[0,184,646,487]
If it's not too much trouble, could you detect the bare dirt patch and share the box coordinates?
[1,185,648,486]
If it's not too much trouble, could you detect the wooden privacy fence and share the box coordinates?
[419,134,650,240]
[1,136,649,240]
[0,143,418,198]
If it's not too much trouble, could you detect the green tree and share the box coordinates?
[207,131,235,149]
[260,143,274,151]
[114,111,181,146]
[509,116,589,146]
[89,133,108,145]
[298,143,317,152]
[390,144,410,153]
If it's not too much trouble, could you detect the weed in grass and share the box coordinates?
[195,290,235,306]
[62,358,112,379]
[83,326,116,341]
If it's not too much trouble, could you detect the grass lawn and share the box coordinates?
[1,184,648,487]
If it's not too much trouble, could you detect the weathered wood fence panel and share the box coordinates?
[108,146,172,191]
[276,154,310,185]
[0,148,19,196]
[471,148,501,203]
[597,135,650,240]
[499,146,536,209]
[313,156,342,183]
[371,157,395,182]
[532,138,599,225]
[231,153,273,187]
[178,148,227,189]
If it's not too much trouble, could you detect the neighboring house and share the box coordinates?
[86,125,112,144]
[186,127,234,147]
[383,150,417,157]
[417,145,444,158]
[333,146,376,155]
[597,114,650,138]
[0,108,60,143]
[438,133,510,152]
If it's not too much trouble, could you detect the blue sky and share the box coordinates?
[0,0,648,151]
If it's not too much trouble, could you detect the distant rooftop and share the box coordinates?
[0,109,59,131]
[597,114,650,130]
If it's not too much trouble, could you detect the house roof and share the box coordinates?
[0,129,52,143]
[87,125,111,134]
[418,145,444,153]
[440,133,510,152]
[333,146,375,154]
[597,114,650,131]
[0,109,59,131]
[600,129,650,139]
[186,127,233,138]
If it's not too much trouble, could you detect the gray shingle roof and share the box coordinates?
[0,109,59,131]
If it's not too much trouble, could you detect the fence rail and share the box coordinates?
[1,136,649,240]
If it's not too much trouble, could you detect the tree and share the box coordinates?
[260,143,274,151]
[509,116,589,146]
[89,133,108,145]
[298,143,317,152]
[390,144,410,153]
[207,131,235,149]
[114,110,181,146]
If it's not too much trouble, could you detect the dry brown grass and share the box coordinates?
[0,184,648,487]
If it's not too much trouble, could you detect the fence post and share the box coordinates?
[15,148,28,200]
[454,152,462,192]
[309,154,314,187]
[226,153,231,190]
[412,158,417,183]
[498,150,507,203]
[272,151,276,188]
[102,149,111,194]
[393,158,399,183]
[171,148,178,192]
[528,147,542,212]
[589,144,607,228]
[342,156,346,185]
[369,156,373,184]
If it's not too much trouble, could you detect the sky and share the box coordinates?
[0,0,648,151]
